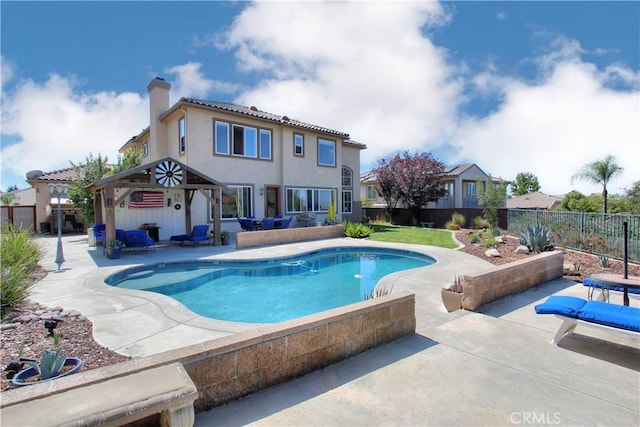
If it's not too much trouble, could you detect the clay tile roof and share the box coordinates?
[35,167,82,182]
[179,98,351,138]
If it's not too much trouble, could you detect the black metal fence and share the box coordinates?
[508,209,639,263]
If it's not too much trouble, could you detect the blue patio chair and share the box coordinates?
[262,218,275,230]
[93,224,106,247]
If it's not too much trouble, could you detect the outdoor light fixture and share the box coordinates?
[260,187,264,196]
[48,183,70,272]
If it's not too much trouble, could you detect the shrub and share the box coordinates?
[1,224,43,319]
[469,233,481,244]
[471,216,490,230]
[450,213,466,228]
[519,222,554,253]
[491,227,502,237]
[445,220,460,230]
[344,221,374,239]
[443,274,464,293]
[482,236,498,248]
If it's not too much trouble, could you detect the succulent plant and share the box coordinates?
[519,222,553,253]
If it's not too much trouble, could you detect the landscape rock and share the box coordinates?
[485,248,501,257]
[514,245,530,255]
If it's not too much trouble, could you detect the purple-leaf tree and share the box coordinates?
[375,151,447,225]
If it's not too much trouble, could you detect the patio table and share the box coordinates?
[589,273,640,306]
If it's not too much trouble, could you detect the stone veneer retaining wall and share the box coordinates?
[1,291,415,418]
[236,224,345,249]
[461,251,564,311]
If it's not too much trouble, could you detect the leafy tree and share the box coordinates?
[478,176,507,227]
[67,153,110,225]
[510,172,540,196]
[374,151,446,225]
[571,155,623,213]
[112,149,143,174]
[623,181,640,214]
[556,191,601,212]
[374,157,403,222]
[6,185,18,192]
[1,192,16,206]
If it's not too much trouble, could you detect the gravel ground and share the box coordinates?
[2,232,637,391]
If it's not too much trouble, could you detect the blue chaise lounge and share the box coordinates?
[534,295,640,344]
[170,224,210,246]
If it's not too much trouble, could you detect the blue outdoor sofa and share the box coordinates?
[123,230,155,252]
[535,295,640,345]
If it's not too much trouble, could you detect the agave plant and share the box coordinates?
[519,222,553,254]
[25,332,67,380]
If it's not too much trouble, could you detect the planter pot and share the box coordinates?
[107,247,122,259]
[12,357,83,387]
[441,289,463,312]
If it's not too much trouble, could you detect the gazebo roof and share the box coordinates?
[89,157,223,190]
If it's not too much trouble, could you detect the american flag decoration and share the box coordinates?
[129,191,164,209]
[155,160,183,188]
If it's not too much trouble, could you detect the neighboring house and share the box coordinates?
[507,192,563,210]
[108,77,366,239]
[360,163,507,209]
[0,187,36,206]
[26,168,85,233]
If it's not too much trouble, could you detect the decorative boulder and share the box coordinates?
[485,248,501,257]
[495,236,504,244]
[514,245,530,255]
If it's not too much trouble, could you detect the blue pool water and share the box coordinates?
[105,247,435,323]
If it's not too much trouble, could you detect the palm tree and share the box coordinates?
[571,155,623,213]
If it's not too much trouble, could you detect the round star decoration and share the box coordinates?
[155,161,183,188]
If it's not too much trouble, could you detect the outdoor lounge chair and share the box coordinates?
[123,230,155,252]
[534,295,640,344]
[170,224,210,246]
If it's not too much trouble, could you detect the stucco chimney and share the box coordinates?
[147,77,171,159]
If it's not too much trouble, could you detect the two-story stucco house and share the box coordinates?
[109,77,365,240]
[361,163,505,209]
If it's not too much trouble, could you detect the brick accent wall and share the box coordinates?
[1,291,416,417]
[460,251,564,311]
[236,224,345,249]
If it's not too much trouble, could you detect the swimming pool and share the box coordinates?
[105,247,435,323]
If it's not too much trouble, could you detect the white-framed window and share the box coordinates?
[233,124,257,157]
[441,181,454,197]
[178,117,186,154]
[342,190,352,214]
[142,142,148,157]
[341,167,352,187]
[465,182,476,198]
[259,129,272,160]
[212,185,253,219]
[286,188,332,213]
[214,120,272,160]
[366,185,377,200]
[318,138,335,166]
[294,133,304,156]
[215,121,229,155]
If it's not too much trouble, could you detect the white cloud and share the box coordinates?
[165,62,241,101]
[220,1,460,167]
[1,73,147,182]
[449,58,640,196]
[220,6,639,196]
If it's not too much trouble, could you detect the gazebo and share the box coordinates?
[89,157,224,245]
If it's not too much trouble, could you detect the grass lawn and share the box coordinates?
[368,224,459,249]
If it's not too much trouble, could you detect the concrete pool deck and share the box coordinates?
[28,234,639,426]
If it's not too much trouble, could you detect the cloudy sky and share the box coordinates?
[1,1,638,196]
